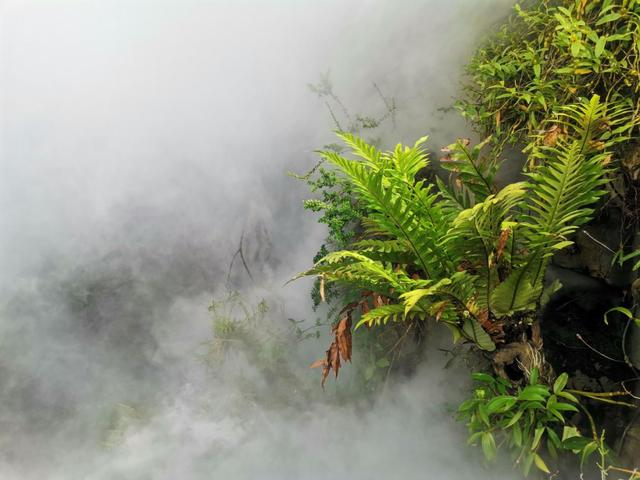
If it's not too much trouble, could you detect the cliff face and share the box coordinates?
[543,142,640,464]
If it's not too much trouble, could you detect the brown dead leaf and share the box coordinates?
[373,295,384,308]
[334,315,352,363]
[477,309,505,344]
[319,275,326,303]
[457,259,474,272]
[309,358,327,369]
[310,342,340,388]
[328,342,340,378]
[543,125,565,147]
[360,300,370,315]
[578,0,587,16]
[433,301,447,322]
[496,228,511,260]
[312,312,354,387]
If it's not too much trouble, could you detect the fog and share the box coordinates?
[0,1,517,478]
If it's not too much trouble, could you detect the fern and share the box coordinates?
[357,304,411,328]
[524,96,632,253]
[439,136,499,206]
[297,95,632,354]
[319,137,452,277]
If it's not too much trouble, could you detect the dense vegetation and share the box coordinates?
[298,1,640,478]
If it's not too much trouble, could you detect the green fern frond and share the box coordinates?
[519,96,632,259]
[335,131,382,166]
[387,136,430,180]
[323,138,451,277]
[461,318,495,352]
[522,135,607,252]
[356,304,409,328]
[439,137,499,205]
[446,182,527,311]
[490,265,543,317]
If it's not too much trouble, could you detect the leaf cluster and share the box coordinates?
[458,371,601,476]
[458,0,640,153]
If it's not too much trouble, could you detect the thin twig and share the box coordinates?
[581,229,617,254]
[227,229,255,283]
[576,333,626,363]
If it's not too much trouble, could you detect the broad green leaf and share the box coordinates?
[562,426,580,442]
[562,436,591,451]
[558,391,579,403]
[462,318,496,351]
[505,409,524,428]
[581,441,598,467]
[512,422,523,447]
[518,391,547,402]
[553,373,569,393]
[595,36,606,57]
[487,396,517,414]
[478,404,491,427]
[596,12,621,25]
[532,426,545,450]
[491,267,541,316]
[472,372,496,384]
[533,453,551,473]
[546,427,562,448]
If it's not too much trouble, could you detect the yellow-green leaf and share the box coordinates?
[533,453,551,473]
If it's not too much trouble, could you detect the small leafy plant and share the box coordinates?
[459,370,591,476]
[458,0,640,153]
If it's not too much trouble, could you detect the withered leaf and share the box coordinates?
[373,295,384,308]
[334,315,352,363]
[328,341,340,380]
[542,124,565,147]
[312,313,353,388]
[496,228,511,260]
[309,358,327,369]
[319,275,326,303]
[432,301,447,322]
[360,300,370,315]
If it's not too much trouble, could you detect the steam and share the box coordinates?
[0,1,518,479]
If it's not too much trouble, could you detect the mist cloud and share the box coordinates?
[0,1,517,478]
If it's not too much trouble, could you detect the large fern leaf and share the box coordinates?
[521,95,630,256]
[320,137,451,277]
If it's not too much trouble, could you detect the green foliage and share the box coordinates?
[296,95,628,353]
[303,167,366,250]
[613,247,640,271]
[458,0,640,152]
[203,292,296,377]
[458,371,600,476]
[294,74,398,309]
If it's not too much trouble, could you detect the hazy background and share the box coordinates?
[0,1,517,478]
